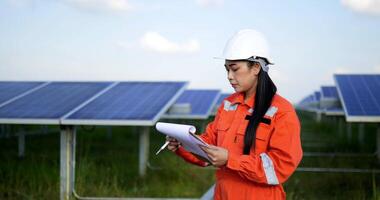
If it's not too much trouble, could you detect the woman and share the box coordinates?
[167,29,303,200]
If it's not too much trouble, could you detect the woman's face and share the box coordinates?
[224,60,261,94]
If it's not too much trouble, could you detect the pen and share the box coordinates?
[155,140,170,155]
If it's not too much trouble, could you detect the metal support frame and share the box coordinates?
[358,123,365,146]
[60,125,76,200]
[58,125,151,200]
[106,126,112,139]
[139,127,150,177]
[18,129,25,158]
[347,122,352,143]
[338,117,344,138]
[316,111,322,123]
[377,124,380,161]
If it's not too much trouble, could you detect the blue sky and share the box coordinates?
[1,0,379,103]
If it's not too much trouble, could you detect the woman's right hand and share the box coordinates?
[166,136,181,152]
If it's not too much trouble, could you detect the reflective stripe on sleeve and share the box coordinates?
[260,153,279,185]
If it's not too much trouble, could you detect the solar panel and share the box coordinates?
[216,93,230,107]
[297,93,319,112]
[0,81,45,105]
[320,86,343,114]
[0,82,112,124]
[61,82,187,126]
[163,89,220,119]
[314,91,321,102]
[210,93,231,116]
[321,86,338,99]
[334,74,380,122]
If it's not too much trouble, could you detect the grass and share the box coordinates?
[0,113,380,199]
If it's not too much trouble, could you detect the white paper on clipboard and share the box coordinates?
[155,122,210,161]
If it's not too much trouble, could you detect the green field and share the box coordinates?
[0,112,379,199]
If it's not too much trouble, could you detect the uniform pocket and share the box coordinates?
[216,114,234,146]
[235,122,272,154]
[254,123,272,153]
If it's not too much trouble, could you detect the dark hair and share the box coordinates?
[243,61,277,155]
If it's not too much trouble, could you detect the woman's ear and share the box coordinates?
[252,62,261,75]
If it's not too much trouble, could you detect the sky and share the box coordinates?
[0,0,380,104]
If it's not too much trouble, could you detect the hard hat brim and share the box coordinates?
[213,56,274,65]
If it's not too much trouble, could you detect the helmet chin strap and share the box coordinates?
[247,56,269,72]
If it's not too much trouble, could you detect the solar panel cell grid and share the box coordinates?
[335,74,380,121]
[321,86,338,99]
[0,82,111,119]
[66,82,186,120]
[175,90,220,116]
[0,82,44,104]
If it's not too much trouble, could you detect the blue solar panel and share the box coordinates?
[321,86,338,99]
[0,82,44,104]
[216,93,231,107]
[297,93,319,112]
[335,74,380,121]
[0,82,111,123]
[165,89,220,118]
[314,91,321,102]
[63,82,187,125]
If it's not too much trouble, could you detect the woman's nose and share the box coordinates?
[228,71,234,80]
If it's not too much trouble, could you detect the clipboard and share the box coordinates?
[155,122,211,162]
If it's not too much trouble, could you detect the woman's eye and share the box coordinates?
[232,68,239,72]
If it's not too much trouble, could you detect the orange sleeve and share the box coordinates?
[226,109,303,185]
[174,104,223,166]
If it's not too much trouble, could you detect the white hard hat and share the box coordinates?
[216,29,274,71]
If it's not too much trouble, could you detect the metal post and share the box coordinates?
[18,127,25,158]
[338,117,344,138]
[107,126,112,139]
[60,125,76,200]
[316,112,322,123]
[377,125,380,161]
[0,125,3,137]
[358,123,365,146]
[41,125,48,135]
[347,122,352,144]
[139,127,150,177]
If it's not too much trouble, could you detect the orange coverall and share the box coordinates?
[175,92,303,200]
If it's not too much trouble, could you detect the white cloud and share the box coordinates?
[196,0,223,7]
[341,0,380,15]
[140,32,200,54]
[64,0,133,12]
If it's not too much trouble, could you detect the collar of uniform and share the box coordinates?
[230,92,255,108]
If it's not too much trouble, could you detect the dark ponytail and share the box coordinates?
[243,61,277,155]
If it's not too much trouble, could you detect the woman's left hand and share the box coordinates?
[200,145,228,167]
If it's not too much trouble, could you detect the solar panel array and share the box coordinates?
[320,86,343,116]
[321,86,338,99]
[297,74,380,121]
[334,74,380,122]
[297,93,317,112]
[0,81,187,126]
[163,89,220,119]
